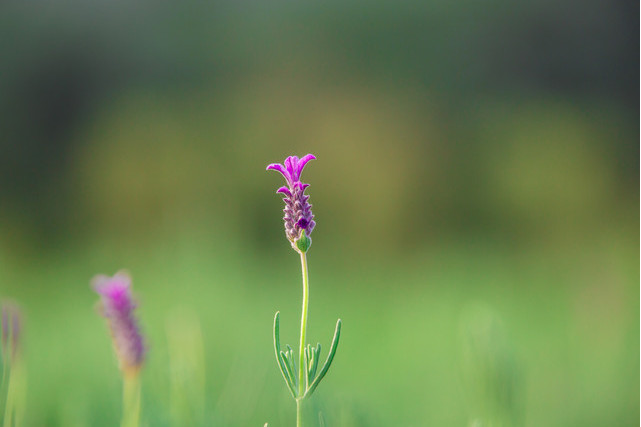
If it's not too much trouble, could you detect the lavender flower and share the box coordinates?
[2,306,9,357]
[1,302,21,363]
[266,154,341,426]
[267,154,316,251]
[92,272,145,377]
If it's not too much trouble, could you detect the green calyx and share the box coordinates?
[294,230,312,253]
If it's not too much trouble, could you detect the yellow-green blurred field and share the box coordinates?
[0,1,637,426]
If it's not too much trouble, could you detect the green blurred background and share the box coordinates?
[0,1,637,426]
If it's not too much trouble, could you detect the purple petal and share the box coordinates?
[93,273,131,295]
[284,156,299,179]
[296,154,316,175]
[297,218,310,229]
[266,163,292,182]
[276,186,291,196]
[95,276,135,313]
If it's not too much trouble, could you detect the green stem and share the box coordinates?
[122,374,141,427]
[2,369,11,427]
[0,359,8,426]
[297,251,310,425]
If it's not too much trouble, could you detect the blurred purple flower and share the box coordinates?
[92,272,145,377]
[1,302,21,363]
[2,307,8,355]
[267,154,316,247]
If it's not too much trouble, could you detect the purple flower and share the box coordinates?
[1,302,21,363]
[92,272,145,377]
[267,154,316,249]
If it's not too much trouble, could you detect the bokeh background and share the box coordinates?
[0,1,638,426]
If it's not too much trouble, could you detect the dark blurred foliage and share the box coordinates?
[0,0,637,255]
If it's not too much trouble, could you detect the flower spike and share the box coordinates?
[267,154,316,251]
[92,271,146,378]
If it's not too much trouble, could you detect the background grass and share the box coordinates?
[2,222,637,426]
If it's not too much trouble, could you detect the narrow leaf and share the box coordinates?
[273,311,297,398]
[286,344,297,374]
[280,350,297,389]
[305,346,312,385]
[309,343,321,380]
[304,319,342,398]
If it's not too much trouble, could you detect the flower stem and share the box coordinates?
[122,374,141,427]
[0,358,8,426]
[2,369,12,427]
[297,251,310,426]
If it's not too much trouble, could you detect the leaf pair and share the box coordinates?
[273,312,341,399]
